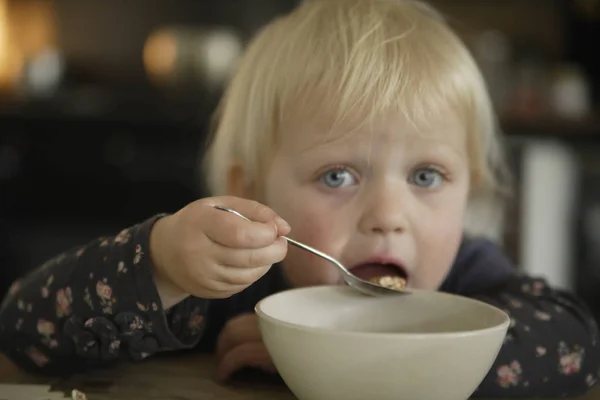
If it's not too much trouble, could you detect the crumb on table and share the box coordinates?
[72,389,87,400]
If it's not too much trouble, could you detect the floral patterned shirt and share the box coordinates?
[0,215,599,398]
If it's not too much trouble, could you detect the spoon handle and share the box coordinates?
[282,237,351,274]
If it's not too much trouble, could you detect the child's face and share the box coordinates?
[261,110,470,290]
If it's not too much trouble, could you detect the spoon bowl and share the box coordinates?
[213,205,409,297]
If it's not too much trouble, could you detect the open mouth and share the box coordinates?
[350,263,408,283]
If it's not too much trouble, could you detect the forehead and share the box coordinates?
[280,110,467,155]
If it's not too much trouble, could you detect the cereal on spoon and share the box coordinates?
[369,276,407,291]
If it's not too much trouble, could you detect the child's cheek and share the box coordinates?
[282,251,342,288]
[290,219,329,247]
[281,220,342,287]
[274,198,349,287]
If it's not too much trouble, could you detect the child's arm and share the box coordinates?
[474,275,599,397]
[0,215,209,376]
[446,238,600,398]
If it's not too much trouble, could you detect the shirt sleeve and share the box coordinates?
[448,238,600,397]
[0,215,209,376]
[472,275,600,397]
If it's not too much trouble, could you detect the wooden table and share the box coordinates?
[1,354,599,399]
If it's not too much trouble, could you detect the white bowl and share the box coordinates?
[255,285,510,400]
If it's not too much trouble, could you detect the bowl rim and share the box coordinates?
[255,285,511,339]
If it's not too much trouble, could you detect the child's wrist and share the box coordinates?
[154,273,189,310]
[150,215,189,309]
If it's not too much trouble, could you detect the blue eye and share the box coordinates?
[409,168,443,189]
[320,168,356,188]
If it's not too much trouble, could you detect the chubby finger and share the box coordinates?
[206,196,290,233]
[205,214,277,249]
[214,264,272,288]
[202,284,251,299]
[217,237,288,269]
[216,313,261,360]
[219,197,290,231]
[216,342,276,382]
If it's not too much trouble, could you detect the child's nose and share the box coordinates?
[358,189,409,235]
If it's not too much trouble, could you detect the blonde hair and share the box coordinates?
[203,0,511,239]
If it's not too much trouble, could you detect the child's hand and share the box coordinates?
[215,313,275,382]
[150,196,290,306]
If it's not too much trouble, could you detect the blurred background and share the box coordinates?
[0,0,599,320]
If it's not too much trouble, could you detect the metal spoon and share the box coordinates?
[213,205,409,297]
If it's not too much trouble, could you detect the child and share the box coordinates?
[1,0,599,397]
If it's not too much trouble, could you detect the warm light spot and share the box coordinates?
[143,29,178,81]
[0,0,20,89]
[0,0,56,92]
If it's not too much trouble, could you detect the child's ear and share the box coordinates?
[227,164,255,199]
